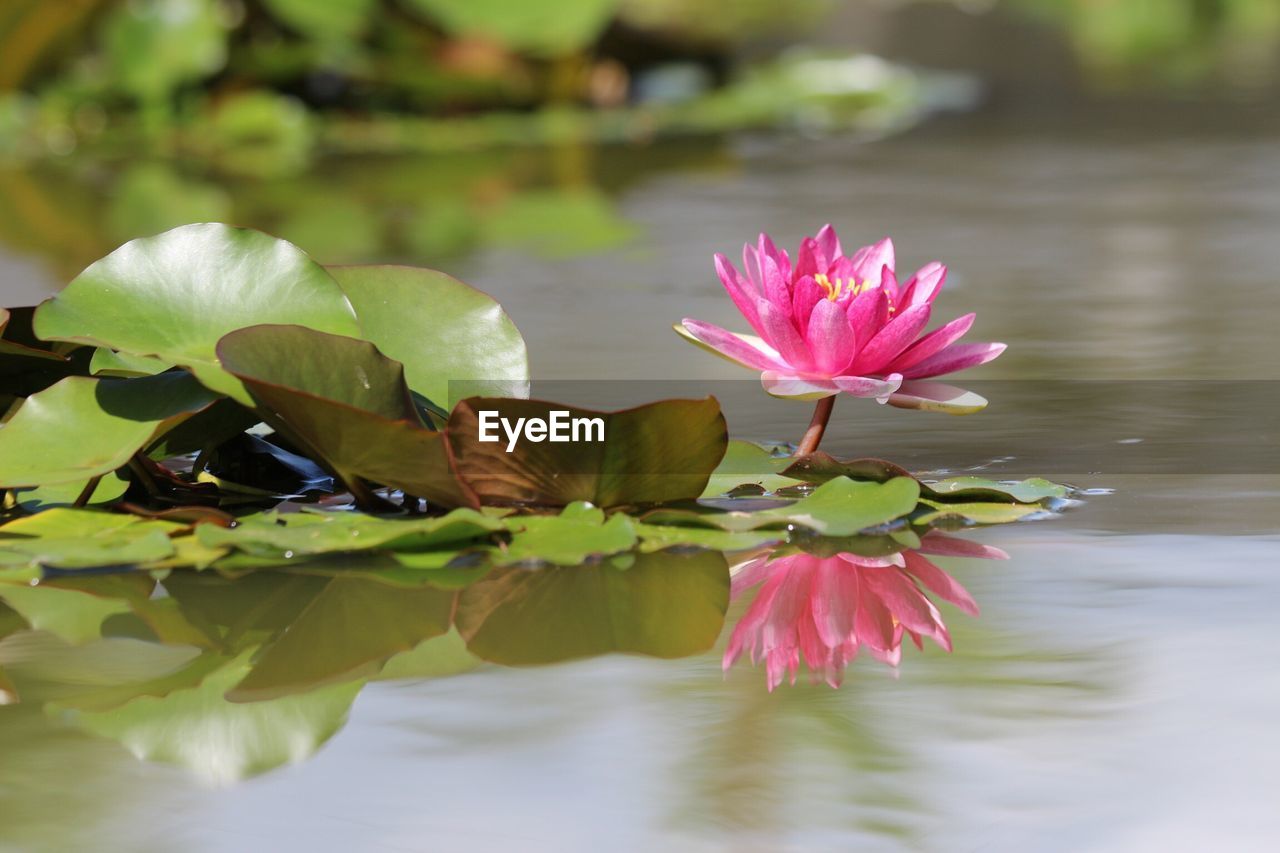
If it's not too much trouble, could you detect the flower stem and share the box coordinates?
[795,395,835,456]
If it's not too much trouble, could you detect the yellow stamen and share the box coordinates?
[815,273,879,302]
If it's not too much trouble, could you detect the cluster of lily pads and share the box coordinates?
[0,222,1066,578]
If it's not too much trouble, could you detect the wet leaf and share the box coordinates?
[701,439,799,498]
[455,548,729,665]
[32,224,361,402]
[914,500,1043,526]
[0,509,181,570]
[328,265,529,407]
[197,507,502,558]
[447,396,727,507]
[227,577,454,701]
[216,324,476,508]
[499,503,637,565]
[0,372,217,487]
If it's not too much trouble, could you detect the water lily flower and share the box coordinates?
[677,225,1005,415]
[723,531,1004,690]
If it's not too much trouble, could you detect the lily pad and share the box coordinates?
[216,324,476,508]
[700,439,800,498]
[447,396,728,507]
[9,473,132,511]
[0,582,135,645]
[88,349,171,377]
[0,509,181,570]
[644,476,921,537]
[499,503,638,565]
[0,307,67,362]
[0,372,218,487]
[455,548,729,665]
[327,265,529,407]
[914,499,1043,526]
[32,224,361,402]
[197,507,503,558]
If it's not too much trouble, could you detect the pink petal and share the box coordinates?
[757,299,813,371]
[902,551,980,616]
[854,583,897,652]
[806,298,857,375]
[846,287,889,353]
[791,274,824,332]
[815,224,842,266]
[861,568,945,638]
[879,265,899,303]
[897,262,947,311]
[795,237,823,281]
[887,380,988,414]
[761,371,837,399]
[812,558,858,648]
[885,313,975,374]
[901,341,1006,379]
[680,318,787,371]
[832,373,901,399]
[759,232,791,283]
[714,253,766,336]
[918,530,1009,561]
[851,303,932,375]
[850,237,895,284]
[761,253,793,315]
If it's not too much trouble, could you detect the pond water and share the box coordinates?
[3,13,1280,853]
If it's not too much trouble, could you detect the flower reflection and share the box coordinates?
[723,531,1007,690]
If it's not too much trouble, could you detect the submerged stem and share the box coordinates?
[795,395,835,456]
[73,475,104,508]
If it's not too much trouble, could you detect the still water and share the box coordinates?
[3,66,1280,853]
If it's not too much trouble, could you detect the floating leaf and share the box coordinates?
[0,582,135,645]
[197,507,502,558]
[88,349,171,377]
[216,324,476,508]
[447,396,727,507]
[455,548,729,665]
[914,500,1042,526]
[0,372,217,487]
[32,224,361,402]
[328,265,529,407]
[404,0,618,57]
[643,476,922,536]
[630,522,784,553]
[0,510,181,570]
[499,503,637,565]
[701,439,799,498]
[228,577,454,701]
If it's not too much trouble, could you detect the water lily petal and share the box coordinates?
[846,286,888,353]
[851,303,932,374]
[879,265,900,303]
[902,551,981,616]
[898,262,947,311]
[714,253,766,336]
[761,254,793,315]
[831,373,901,399]
[918,530,1009,561]
[806,298,857,374]
[676,319,787,371]
[887,380,988,414]
[850,237,895,284]
[760,371,838,399]
[815,224,842,266]
[791,274,824,332]
[759,232,791,283]
[902,341,1006,379]
[757,298,813,370]
[885,312,975,374]
[795,237,823,281]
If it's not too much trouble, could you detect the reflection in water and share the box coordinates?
[724,531,1003,690]
[0,531,1010,785]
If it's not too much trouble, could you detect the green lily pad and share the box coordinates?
[0,509,181,570]
[9,472,132,511]
[630,522,784,553]
[498,503,637,565]
[327,265,528,407]
[914,500,1043,526]
[643,476,921,536]
[32,224,361,402]
[215,324,476,508]
[700,439,800,498]
[447,396,728,507]
[0,582,135,645]
[404,0,617,57]
[197,507,503,558]
[89,348,171,377]
[0,372,218,487]
[227,577,454,701]
[455,548,729,666]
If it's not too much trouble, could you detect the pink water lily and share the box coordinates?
[677,225,1005,415]
[723,531,1005,690]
